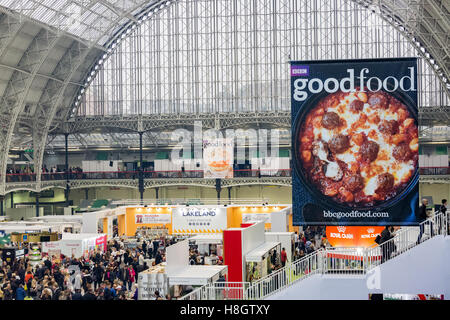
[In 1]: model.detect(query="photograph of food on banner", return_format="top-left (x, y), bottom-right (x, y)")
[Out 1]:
top-left (291, 58), bottom-right (419, 226)
top-left (203, 137), bottom-right (234, 179)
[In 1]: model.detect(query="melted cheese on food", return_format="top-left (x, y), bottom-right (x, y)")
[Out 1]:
top-left (311, 91), bottom-right (415, 196)
top-left (325, 162), bottom-right (341, 180)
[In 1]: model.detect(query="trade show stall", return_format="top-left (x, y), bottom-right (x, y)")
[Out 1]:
top-left (223, 221), bottom-right (284, 283)
top-left (29, 215), bottom-right (83, 233)
top-left (265, 232), bottom-right (295, 263)
top-left (188, 234), bottom-right (223, 263)
top-left (90, 204), bottom-right (293, 238)
top-left (41, 233), bottom-right (107, 259)
top-left (138, 239), bottom-right (228, 300)
top-left (0, 223), bottom-right (52, 235)
top-left (138, 263), bottom-right (169, 300)
top-left (245, 241), bottom-right (281, 282)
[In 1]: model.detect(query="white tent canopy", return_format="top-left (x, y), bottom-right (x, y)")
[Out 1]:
top-left (168, 265), bottom-right (228, 286)
top-left (245, 241), bottom-right (280, 263)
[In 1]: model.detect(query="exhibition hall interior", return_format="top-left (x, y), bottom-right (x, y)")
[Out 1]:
top-left (0, 0), bottom-right (449, 301)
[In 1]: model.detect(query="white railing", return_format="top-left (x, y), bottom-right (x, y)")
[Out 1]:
top-left (177, 285), bottom-right (208, 300)
top-left (365, 210), bottom-right (449, 270)
top-left (177, 211), bottom-right (449, 300)
top-left (178, 282), bottom-right (250, 300)
top-left (246, 249), bottom-right (322, 299)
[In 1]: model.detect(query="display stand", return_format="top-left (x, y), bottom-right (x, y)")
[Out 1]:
top-left (29, 243), bottom-right (41, 266)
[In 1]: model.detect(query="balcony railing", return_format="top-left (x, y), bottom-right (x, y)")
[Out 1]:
top-left (4, 169), bottom-right (292, 183)
top-left (4, 166), bottom-right (450, 183)
top-left (419, 167), bottom-right (450, 175)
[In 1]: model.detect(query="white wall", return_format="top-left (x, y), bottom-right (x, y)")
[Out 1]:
top-left (271, 208), bottom-right (290, 232)
top-left (6, 207), bottom-right (43, 220)
top-left (166, 239), bottom-right (189, 275)
top-left (268, 236), bottom-right (450, 300)
top-left (420, 183), bottom-right (450, 207)
top-left (242, 222), bottom-right (266, 255)
top-left (81, 212), bottom-right (98, 233)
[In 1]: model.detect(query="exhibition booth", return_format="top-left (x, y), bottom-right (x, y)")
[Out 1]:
top-left (41, 233), bottom-right (107, 259)
top-left (138, 239), bottom-right (228, 300)
top-left (223, 221), bottom-right (282, 283)
top-left (265, 232), bottom-right (295, 263)
top-left (188, 234), bottom-right (223, 263)
top-left (245, 241), bottom-right (281, 282)
top-left (83, 204), bottom-right (295, 239)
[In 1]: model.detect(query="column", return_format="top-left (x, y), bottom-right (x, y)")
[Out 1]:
top-left (228, 187), bottom-right (232, 204)
top-left (216, 178), bottom-right (222, 204)
top-left (85, 188), bottom-right (89, 200)
top-left (10, 192), bottom-right (14, 209)
top-left (35, 193), bottom-right (40, 217)
top-left (65, 133), bottom-right (70, 207)
top-left (0, 195), bottom-right (4, 216)
top-left (155, 187), bottom-right (159, 200)
top-left (138, 132), bottom-right (144, 203)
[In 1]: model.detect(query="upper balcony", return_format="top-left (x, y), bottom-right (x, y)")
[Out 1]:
top-left (2, 167), bottom-right (449, 194)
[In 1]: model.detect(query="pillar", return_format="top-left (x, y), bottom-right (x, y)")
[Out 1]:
top-left (10, 192), bottom-right (14, 209)
top-left (138, 131), bottom-right (144, 203)
top-left (0, 195), bottom-right (4, 216)
top-left (228, 187), bottom-right (232, 204)
top-left (65, 133), bottom-right (70, 207)
top-left (216, 179), bottom-right (222, 204)
top-left (35, 193), bottom-right (40, 217)
top-left (155, 187), bottom-right (159, 200)
top-left (85, 188), bottom-right (89, 200)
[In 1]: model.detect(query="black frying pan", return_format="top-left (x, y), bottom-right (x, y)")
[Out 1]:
top-left (292, 88), bottom-right (419, 211)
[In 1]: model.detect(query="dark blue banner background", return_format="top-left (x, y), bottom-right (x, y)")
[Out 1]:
top-left (291, 58), bottom-right (419, 226)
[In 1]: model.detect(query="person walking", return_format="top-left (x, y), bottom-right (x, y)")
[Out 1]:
top-left (92, 263), bottom-right (104, 290)
top-left (417, 198), bottom-right (432, 244)
top-left (437, 199), bottom-right (447, 235)
top-left (280, 248), bottom-right (287, 268)
top-left (142, 241), bottom-right (147, 258)
top-left (380, 226), bottom-right (395, 263)
top-left (126, 265), bottom-right (135, 291)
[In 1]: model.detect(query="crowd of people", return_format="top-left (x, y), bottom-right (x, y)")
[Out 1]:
top-left (292, 226), bottom-right (329, 261)
top-left (0, 236), bottom-right (180, 301)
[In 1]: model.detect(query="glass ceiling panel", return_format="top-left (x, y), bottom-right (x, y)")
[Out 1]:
top-left (77, 0), bottom-right (449, 117)
top-left (0, 0), bottom-right (154, 45)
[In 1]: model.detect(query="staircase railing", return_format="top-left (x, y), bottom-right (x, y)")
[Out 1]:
top-left (177, 211), bottom-right (449, 300)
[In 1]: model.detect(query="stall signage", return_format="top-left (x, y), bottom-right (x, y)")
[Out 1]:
top-left (326, 226), bottom-right (384, 247)
top-left (95, 236), bottom-right (106, 245)
top-left (242, 213), bottom-right (271, 223)
top-left (135, 214), bottom-right (171, 224)
top-left (172, 207), bottom-right (227, 234)
top-left (182, 208), bottom-right (217, 217)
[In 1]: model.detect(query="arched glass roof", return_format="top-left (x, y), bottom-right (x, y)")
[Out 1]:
top-left (0, 0), bottom-right (155, 45)
top-left (76, 0), bottom-right (449, 117)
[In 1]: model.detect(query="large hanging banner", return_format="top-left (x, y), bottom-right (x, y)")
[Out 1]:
top-left (203, 138), bottom-right (234, 178)
top-left (291, 58), bottom-right (419, 226)
top-left (171, 207), bottom-right (227, 233)
top-left (135, 214), bottom-right (171, 224)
